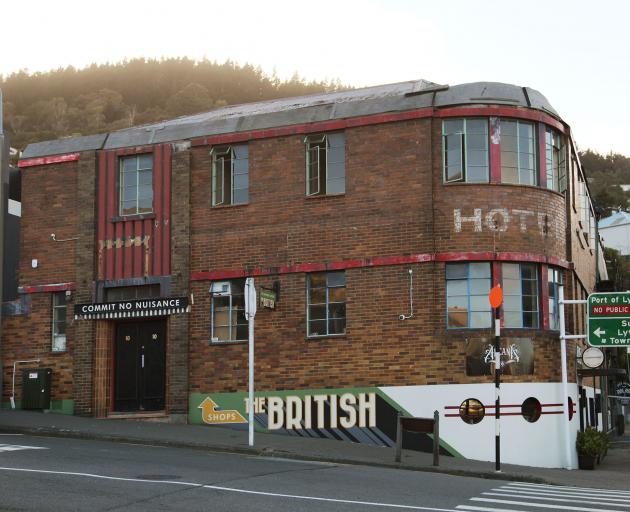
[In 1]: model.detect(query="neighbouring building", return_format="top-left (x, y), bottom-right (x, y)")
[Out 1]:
top-left (1, 80), bottom-right (608, 468)
top-left (599, 211), bottom-right (630, 256)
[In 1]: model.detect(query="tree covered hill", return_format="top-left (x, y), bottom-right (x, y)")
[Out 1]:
top-left (2, 58), bottom-right (628, 214)
top-left (1, 58), bottom-right (344, 150)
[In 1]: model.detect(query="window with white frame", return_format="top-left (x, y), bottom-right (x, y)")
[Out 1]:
top-left (119, 154), bottom-right (153, 216)
top-left (307, 271), bottom-right (346, 337)
top-left (446, 262), bottom-right (492, 328)
top-left (548, 267), bottom-right (563, 330)
top-left (52, 292), bottom-right (67, 352)
top-left (211, 144), bottom-right (249, 206)
top-left (503, 263), bottom-right (539, 328)
top-left (500, 119), bottom-right (537, 186)
top-left (442, 118), bottom-right (489, 183)
top-left (545, 129), bottom-right (566, 192)
top-left (210, 280), bottom-right (247, 342)
top-left (305, 132), bottom-right (345, 196)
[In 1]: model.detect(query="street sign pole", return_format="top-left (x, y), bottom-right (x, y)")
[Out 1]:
top-left (488, 284), bottom-right (503, 473)
top-left (558, 285), bottom-right (574, 470)
top-left (493, 304), bottom-right (501, 472)
top-left (245, 278), bottom-right (257, 447)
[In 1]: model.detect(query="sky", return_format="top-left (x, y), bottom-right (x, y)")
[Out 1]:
top-left (2, 0), bottom-right (629, 155)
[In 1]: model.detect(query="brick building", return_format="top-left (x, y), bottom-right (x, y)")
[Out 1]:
top-left (1, 80), bottom-right (605, 467)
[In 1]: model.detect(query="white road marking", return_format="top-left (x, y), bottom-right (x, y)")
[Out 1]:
top-left (494, 486), bottom-right (630, 502)
top-left (0, 466), bottom-right (457, 511)
top-left (457, 506), bottom-right (528, 512)
top-left (0, 444), bottom-right (47, 453)
top-left (510, 482), bottom-right (630, 495)
top-left (470, 497), bottom-right (624, 512)
top-left (0, 434), bottom-right (24, 436)
top-left (482, 491), bottom-right (630, 508)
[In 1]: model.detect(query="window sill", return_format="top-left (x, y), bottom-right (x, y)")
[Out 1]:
top-left (51, 350), bottom-right (67, 355)
top-left (210, 202), bottom-right (249, 210)
top-left (111, 213), bottom-right (155, 223)
top-left (209, 339), bottom-right (247, 345)
top-left (305, 193), bottom-right (345, 200)
top-left (306, 333), bottom-right (347, 341)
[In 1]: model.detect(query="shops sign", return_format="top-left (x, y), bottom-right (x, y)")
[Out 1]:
top-left (588, 292), bottom-right (630, 346)
top-left (74, 297), bottom-right (190, 320)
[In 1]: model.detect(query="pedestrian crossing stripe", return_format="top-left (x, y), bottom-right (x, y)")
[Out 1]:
top-left (458, 482), bottom-right (630, 512)
top-left (0, 444), bottom-right (48, 453)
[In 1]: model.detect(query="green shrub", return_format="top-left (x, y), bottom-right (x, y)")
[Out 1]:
top-left (576, 427), bottom-right (602, 457)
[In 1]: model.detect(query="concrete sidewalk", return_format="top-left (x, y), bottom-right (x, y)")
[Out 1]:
top-left (1, 409), bottom-right (629, 490)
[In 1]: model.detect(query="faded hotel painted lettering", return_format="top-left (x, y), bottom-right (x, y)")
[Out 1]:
top-left (453, 208), bottom-right (560, 237)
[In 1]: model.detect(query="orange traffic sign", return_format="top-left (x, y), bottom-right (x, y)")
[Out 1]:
top-left (489, 285), bottom-right (503, 309)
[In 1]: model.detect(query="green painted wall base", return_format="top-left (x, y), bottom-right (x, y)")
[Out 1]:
top-left (1, 399), bottom-right (74, 415)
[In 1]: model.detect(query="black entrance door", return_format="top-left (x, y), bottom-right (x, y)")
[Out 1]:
top-left (114, 321), bottom-right (166, 412)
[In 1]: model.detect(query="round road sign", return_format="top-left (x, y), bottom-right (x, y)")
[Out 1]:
top-left (582, 346), bottom-right (604, 369)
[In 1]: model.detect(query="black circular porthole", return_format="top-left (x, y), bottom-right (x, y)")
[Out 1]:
top-left (521, 397), bottom-right (542, 423)
top-left (459, 398), bottom-right (485, 424)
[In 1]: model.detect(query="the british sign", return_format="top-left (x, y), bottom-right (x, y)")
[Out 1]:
top-left (588, 292), bottom-right (630, 347)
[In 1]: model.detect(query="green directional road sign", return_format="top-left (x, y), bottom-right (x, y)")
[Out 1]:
top-left (588, 292), bottom-right (630, 347)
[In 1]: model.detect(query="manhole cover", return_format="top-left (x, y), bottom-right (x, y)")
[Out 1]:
top-left (135, 474), bottom-right (181, 481)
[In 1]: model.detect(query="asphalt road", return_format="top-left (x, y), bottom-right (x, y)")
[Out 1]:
top-left (1, 433), bottom-right (630, 511)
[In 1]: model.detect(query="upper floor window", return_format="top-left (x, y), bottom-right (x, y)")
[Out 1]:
top-left (548, 268), bottom-right (563, 330)
top-left (442, 119), bottom-right (489, 183)
top-left (211, 144), bottom-right (249, 206)
top-left (500, 119), bottom-right (537, 186)
top-left (446, 262), bottom-right (491, 328)
top-left (503, 263), bottom-right (539, 328)
top-left (119, 154), bottom-right (153, 216)
top-left (307, 271), bottom-right (346, 337)
top-left (545, 129), bottom-right (566, 192)
top-left (52, 292), bottom-right (67, 352)
top-left (305, 132), bottom-right (345, 196)
top-left (210, 280), bottom-right (247, 342)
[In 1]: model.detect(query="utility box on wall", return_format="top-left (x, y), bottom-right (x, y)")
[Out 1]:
top-left (21, 368), bottom-right (52, 410)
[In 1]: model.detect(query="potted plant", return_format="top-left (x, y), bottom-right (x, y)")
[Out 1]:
top-left (576, 427), bottom-right (600, 470)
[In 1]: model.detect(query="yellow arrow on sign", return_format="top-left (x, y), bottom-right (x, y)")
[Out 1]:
top-left (198, 397), bottom-right (247, 425)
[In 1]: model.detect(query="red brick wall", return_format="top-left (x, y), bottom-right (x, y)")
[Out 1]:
top-left (187, 116), bottom-right (579, 394)
top-left (1, 293), bottom-right (74, 403)
top-left (19, 161), bottom-right (78, 286)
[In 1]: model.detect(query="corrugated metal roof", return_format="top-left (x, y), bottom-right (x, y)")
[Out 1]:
top-left (22, 80), bottom-right (560, 158)
top-left (599, 211), bottom-right (630, 229)
top-left (21, 133), bottom-right (108, 159)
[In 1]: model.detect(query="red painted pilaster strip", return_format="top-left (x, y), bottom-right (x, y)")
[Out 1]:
top-left (123, 220), bottom-right (132, 279)
top-left (97, 152), bottom-right (107, 280)
top-left (539, 123), bottom-right (547, 188)
top-left (489, 117), bottom-right (501, 184)
top-left (541, 264), bottom-right (550, 330)
top-left (18, 153), bottom-right (81, 168)
top-left (105, 152), bottom-right (116, 281)
top-left (153, 145), bottom-right (163, 276)
top-left (162, 143), bottom-right (172, 276)
top-left (114, 220), bottom-right (123, 280)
